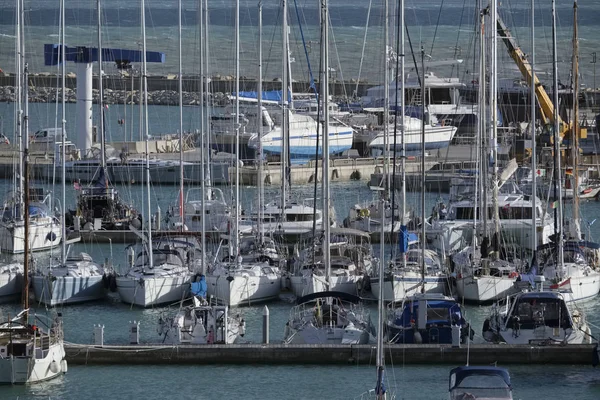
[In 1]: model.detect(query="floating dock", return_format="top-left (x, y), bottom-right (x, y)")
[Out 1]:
top-left (64, 343), bottom-right (599, 365)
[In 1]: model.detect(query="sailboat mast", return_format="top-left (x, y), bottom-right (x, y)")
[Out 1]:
top-left (320, 0), bottom-right (331, 290)
top-left (281, 0), bottom-right (289, 223)
top-left (141, 0), bottom-right (153, 268)
top-left (234, 0), bottom-right (240, 259)
top-left (530, 0), bottom-right (537, 250)
top-left (383, 0), bottom-right (390, 195)
top-left (199, 0), bottom-right (206, 274)
top-left (551, 0), bottom-right (564, 267)
top-left (420, 46), bottom-right (425, 294)
top-left (21, 0), bottom-right (29, 313)
top-left (60, 0), bottom-right (67, 266)
top-left (178, 0), bottom-right (185, 229)
top-left (97, 0), bottom-right (106, 171)
top-left (474, 9), bottom-right (485, 259)
top-left (400, 0), bottom-right (406, 268)
top-left (571, 0), bottom-right (581, 239)
top-left (490, 0), bottom-right (500, 244)
top-left (257, 0), bottom-right (264, 243)
top-left (15, 0), bottom-right (23, 222)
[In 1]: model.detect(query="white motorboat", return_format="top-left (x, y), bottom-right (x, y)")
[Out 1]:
top-left (167, 187), bottom-right (231, 234)
top-left (247, 108), bottom-right (354, 160)
top-left (482, 289), bottom-right (593, 345)
top-left (0, 262), bottom-right (23, 302)
top-left (250, 200), bottom-right (326, 239)
top-left (283, 291), bottom-right (375, 344)
top-left (31, 253), bottom-right (108, 306)
top-left (116, 237), bottom-right (196, 307)
top-left (0, 189), bottom-right (63, 254)
top-left (343, 200), bottom-right (407, 242)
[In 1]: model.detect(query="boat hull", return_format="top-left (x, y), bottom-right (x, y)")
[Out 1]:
top-left (455, 276), bottom-right (517, 303)
top-left (370, 274), bottom-right (447, 302)
top-left (368, 126), bottom-right (457, 151)
top-left (31, 276), bottom-right (106, 306)
top-left (205, 275), bottom-right (280, 306)
top-left (0, 220), bottom-right (62, 254)
top-left (289, 275), bottom-right (360, 298)
top-left (116, 276), bottom-right (190, 307)
top-left (0, 273), bottom-right (22, 302)
top-left (0, 343), bottom-right (66, 384)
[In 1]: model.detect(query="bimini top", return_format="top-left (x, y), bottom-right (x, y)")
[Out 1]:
top-left (296, 291), bottom-right (362, 305)
top-left (449, 366), bottom-right (511, 391)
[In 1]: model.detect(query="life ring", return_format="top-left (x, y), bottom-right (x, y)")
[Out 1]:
top-left (509, 271), bottom-right (519, 278)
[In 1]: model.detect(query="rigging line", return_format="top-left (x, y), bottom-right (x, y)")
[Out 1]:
top-left (292, 0), bottom-right (317, 94)
top-left (405, 23), bottom-right (421, 89)
top-left (355, 0), bottom-right (372, 98)
top-left (429, 0), bottom-right (445, 59)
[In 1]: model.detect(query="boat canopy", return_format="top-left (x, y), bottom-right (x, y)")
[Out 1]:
top-left (449, 366), bottom-right (511, 391)
top-left (393, 299), bottom-right (463, 328)
top-left (296, 291), bottom-right (362, 305)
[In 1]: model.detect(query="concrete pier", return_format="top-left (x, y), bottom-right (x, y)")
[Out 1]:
top-left (64, 343), bottom-right (598, 366)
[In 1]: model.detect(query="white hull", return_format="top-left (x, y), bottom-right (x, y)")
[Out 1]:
top-left (205, 275), bottom-right (280, 306)
top-left (368, 125), bottom-right (457, 151)
top-left (116, 276), bottom-right (190, 307)
top-left (0, 273), bottom-right (22, 301)
top-left (455, 276), bottom-right (517, 303)
top-left (560, 273), bottom-right (600, 303)
top-left (289, 275), bottom-right (359, 298)
top-left (370, 274), bottom-right (447, 302)
top-left (0, 220), bottom-right (62, 254)
top-left (31, 275), bottom-right (106, 306)
top-left (284, 323), bottom-right (371, 345)
top-left (0, 343), bottom-right (66, 384)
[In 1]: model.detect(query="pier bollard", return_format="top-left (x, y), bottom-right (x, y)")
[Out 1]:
top-left (263, 306), bottom-right (270, 344)
top-left (129, 320), bottom-right (140, 345)
top-left (93, 324), bottom-right (104, 347)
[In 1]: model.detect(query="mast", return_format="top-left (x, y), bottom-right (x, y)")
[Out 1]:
top-left (320, 0), bottom-right (331, 290)
top-left (199, 0), bottom-right (206, 274)
top-left (257, 0), bottom-right (264, 243)
top-left (15, 0), bottom-right (23, 222)
top-left (399, 0), bottom-right (407, 268)
top-left (141, 0), bottom-right (153, 268)
top-left (234, 0), bottom-right (240, 260)
top-left (97, 0), bottom-right (106, 171)
top-left (474, 8), bottom-right (486, 260)
top-left (420, 46), bottom-right (426, 294)
top-left (60, 0), bottom-right (67, 266)
top-left (570, 0), bottom-right (581, 240)
top-left (178, 0), bottom-right (185, 229)
top-left (21, 0), bottom-right (29, 315)
top-left (281, 0), bottom-right (289, 224)
top-left (551, 0), bottom-right (564, 268)
top-left (490, 0), bottom-right (500, 249)
top-left (383, 0), bottom-right (390, 195)
top-left (530, 0), bottom-right (537, 251)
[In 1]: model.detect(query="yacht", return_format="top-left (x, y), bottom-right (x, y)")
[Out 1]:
top-left (31, 253), bottom-right (108, 306)
top-left (250, 200), bottom-right (326, 241)
top-left (0, 262), bottom-right (23, 302)
top-left (116, 237), bottom-right (197, 307)
top-left (283, 291), bottom-right (376, 344)
top-left (166, 187), bottom-right (231, 235)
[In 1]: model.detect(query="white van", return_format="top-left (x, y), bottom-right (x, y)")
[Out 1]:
top-left (31, 128), bottom-right (65, 144)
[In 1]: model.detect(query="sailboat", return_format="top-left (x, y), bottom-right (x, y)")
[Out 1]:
top-left (449, 366), bottom-right (513, 400)
top-left (116, 0), bottom-right (192, 308)
top-left (32, 0), bottom-right (108, 306)
top-left (205, 0), bottom-right (280, 307)
top-left (283, 1), bottom-right (374, 345)
top-left (0, 3), bottom-right (67, 381)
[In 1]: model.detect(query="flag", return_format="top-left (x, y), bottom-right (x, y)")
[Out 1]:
top-left (550, 201), bottom-right (558, 209)
top-left (104, 104), bottom-right (109, 109)
top-left (535, 168), bottom-right (546, 177)
top-left (550, 278), bottom-right (572, 292)
top-left (73, 182), bottom-right (81, 190)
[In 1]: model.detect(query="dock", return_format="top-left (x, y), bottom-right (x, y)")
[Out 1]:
top-left (64, 343), bottom-right (599, 365)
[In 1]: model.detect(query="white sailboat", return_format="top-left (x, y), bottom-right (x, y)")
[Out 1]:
top-left (0, 3), bottom-right (66, 381)
top-left (32, 0), bottom-right (107, 306)
top-left (116, 0), bottom-right (192, 307)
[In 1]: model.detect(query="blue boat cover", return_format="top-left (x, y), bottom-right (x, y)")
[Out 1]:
top-left (449, 366), bottom-right (511, 391)
top-left (191, 277), bottom-right (207, 298)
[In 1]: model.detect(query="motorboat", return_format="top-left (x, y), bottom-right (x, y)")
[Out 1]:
top-left (385, 293), bottom-right (472, 344)
top-left (283, 291), bottom-right (376, 344)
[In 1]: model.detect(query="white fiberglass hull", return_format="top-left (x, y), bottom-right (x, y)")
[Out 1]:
top-left (0, 220), bottom-right (62, 254)
top-left (284, 323), bottom-right (371, 345)
top-left (205, 275), bottom-right (280, 306)
top-left (369, 274), bottom-right (447, 302)
top-left (249, 127), bottom-right (354, 158)
top-left (0, 343), bottom-right (66, 384)
top-left (560, 273), bottom-right (600, 303)
top-left (31, 275), bottom-right (106, 306)
top-left (289, 275), bottom-right (360, 298)
top-left (455, 276), bottom-right (517, 303)
top-left (116, 276), bottom-right (190, 307)
top-left (0, 273), bottom-right (22, 302)
top-left (368, 125), bottom-right (457, 151)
